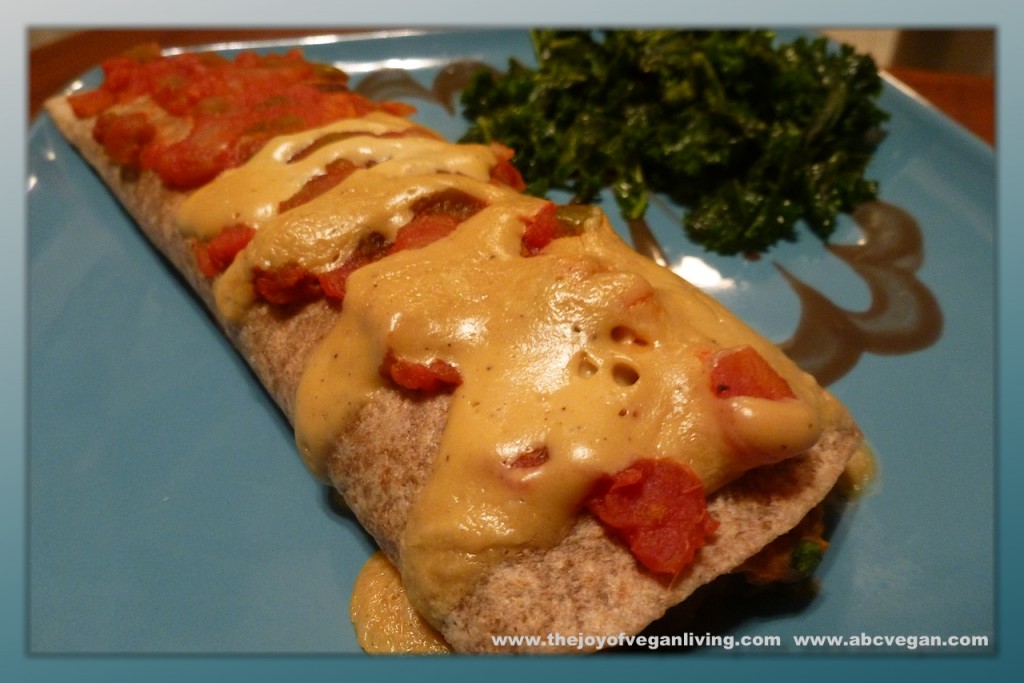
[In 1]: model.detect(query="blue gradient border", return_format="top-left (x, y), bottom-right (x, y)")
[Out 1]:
top-left (8, 1), bottom-right (1020, 681)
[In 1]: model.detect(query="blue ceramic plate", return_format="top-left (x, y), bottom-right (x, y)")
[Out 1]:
top-left (27, 29), bottom-right (995, 654)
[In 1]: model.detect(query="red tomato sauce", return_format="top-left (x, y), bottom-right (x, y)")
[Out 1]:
top-left (68, 44), bottom-right (415, 190)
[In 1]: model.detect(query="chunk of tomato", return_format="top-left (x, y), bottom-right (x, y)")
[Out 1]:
top-left (318, 232), bottom-right (391, 302)
top-left (278, 158), bottom-right (360, 213)
top-left (521, 202), bottom-right (576, 256)
top-left (67, 88), bottom-right (117, 118)
top-left (585, 458), bottom-right (718, 575)
top-left (389, 213), bottom-right (461, 253)
top-left (192, 224), bottom-right (256, 278)
top-left (252, 265), bottom-right (321, 306)
top-left (389, 190), bottom-right (485, 254)
top-left (379, 350), bottom-right (462, 393)
top-left (92, 111), bottom-right (156, 169)
top-left (710, 346), bottom-right (796, 400)
top-left (488, 143), bottom-right (527, 191)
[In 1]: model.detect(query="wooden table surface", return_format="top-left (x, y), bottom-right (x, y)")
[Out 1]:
top-left (28, 29), bottom-right (995, 147)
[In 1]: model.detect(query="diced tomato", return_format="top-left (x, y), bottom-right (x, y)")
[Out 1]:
top-left (389, 213), bottom-right (461, 253)
top-left (585, 458), bottom-right (718, 575)
top-left (279, 158), bottom-right (361, 213)
top-left (316, 267), bottom-right (351, 302)
top-left (411, 189), bottom-right (487, 221)
top-left (67, 88), bottom-right (117, 118)
top-left (317, 232), bottom-right (391, 302)
top-left (710, 346), bottom-right (796, 400)
top-left (316, 268), bottom-right (348, 302)
top-left (387, 190), bottom-right (486, 254)
top-left (92, 111), bottom-right (156, 169)
top-left (491, 157), bottom-right (526, 191)
top-left (488, 143), bottom-right (527, 191)
top-left (379, 349), bottom-right (462, 393)
top-left (192, 247), bottom-right (217, 279)
top-left (520, 202), bottom-right (579, 255)
top-left (252, 264), bottom-right (321, 306)
top-left (191, 224), bottom-right (256, 278)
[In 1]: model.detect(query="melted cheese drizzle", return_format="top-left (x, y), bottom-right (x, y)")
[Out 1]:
top-left (176, 115), bottom-right (841, 629)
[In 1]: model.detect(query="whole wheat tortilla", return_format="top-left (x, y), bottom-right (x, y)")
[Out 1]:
top-left (45, 93), bottom-right (861, 654)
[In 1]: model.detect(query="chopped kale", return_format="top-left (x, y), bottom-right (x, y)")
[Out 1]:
top-left (459, 30), bottom-right (889, 255)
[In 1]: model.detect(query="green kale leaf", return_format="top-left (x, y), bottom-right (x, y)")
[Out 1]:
top-left (459, 29), bottom-right (889, 255)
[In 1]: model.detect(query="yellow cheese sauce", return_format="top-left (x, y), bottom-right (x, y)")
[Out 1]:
top-left (176, 111), bottom-right (512, 322)
top-left (176, 114), bottom-right (840, 633)
top-left (335, 207), bottom-right (831, 623)
top-left (837, 442), bottom-right (879, 498)
top-left (178, 112), bottom-right (449, 240)
top-left (350, 551), bottom-right (451, 654)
